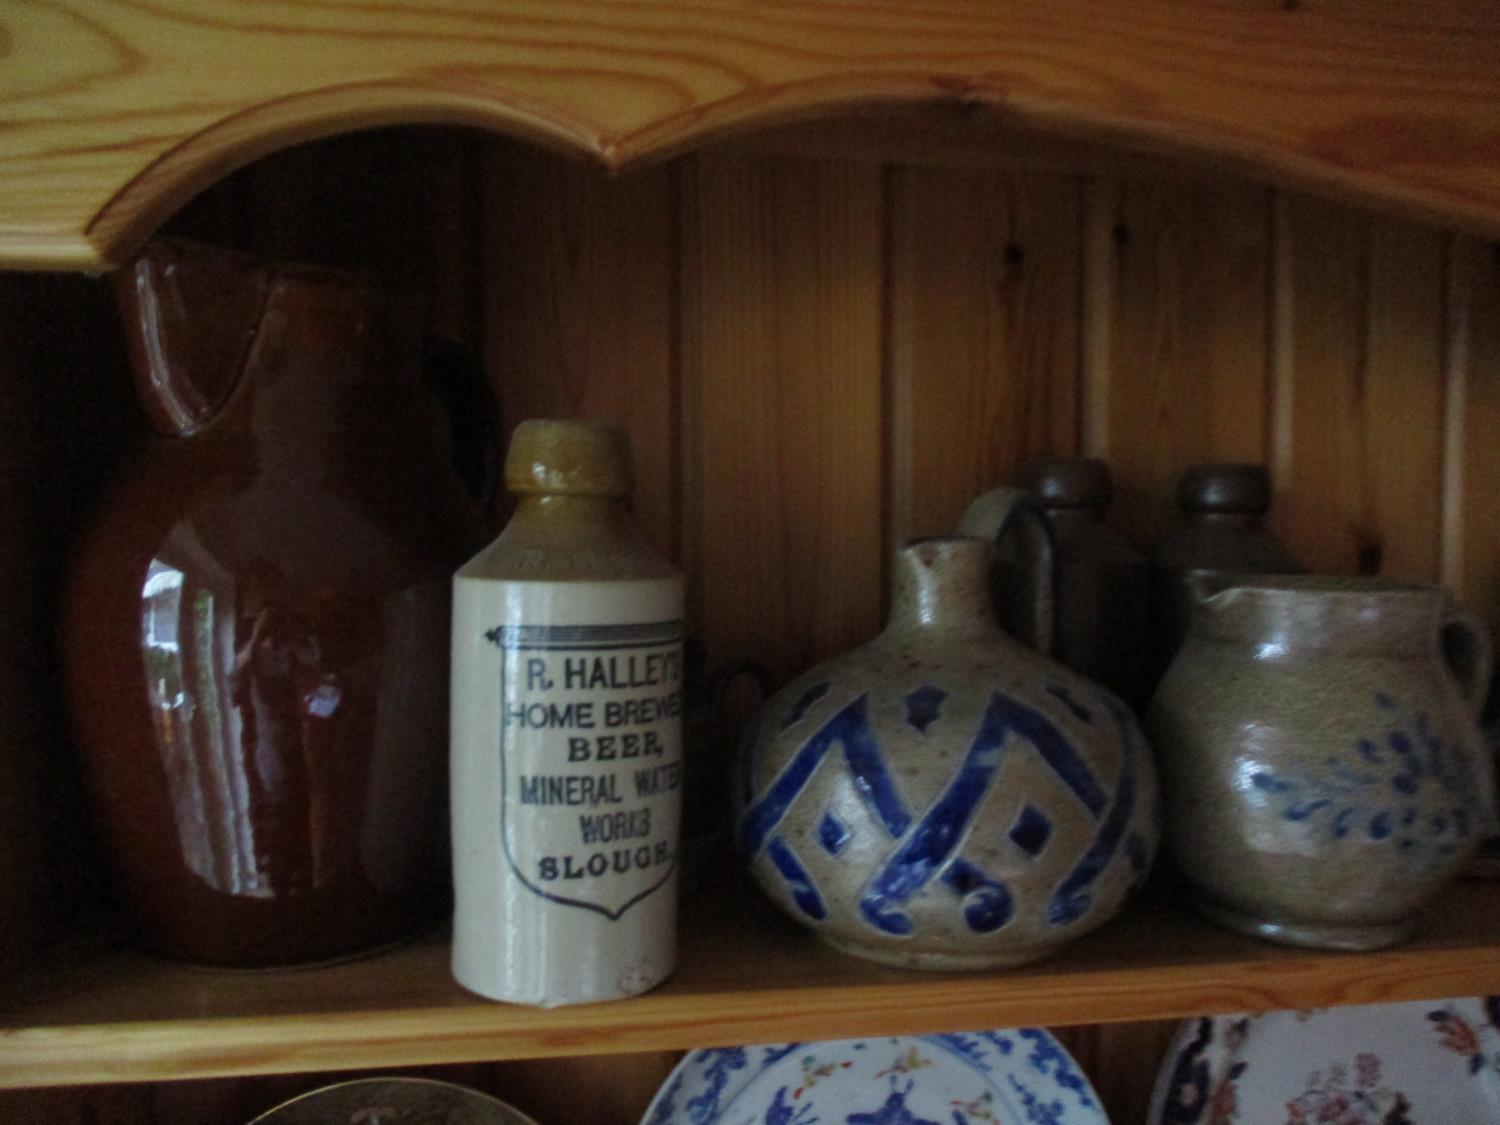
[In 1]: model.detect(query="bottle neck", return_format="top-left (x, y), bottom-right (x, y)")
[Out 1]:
top-left (1185, 510), bottom-right (1263, 530)
top-left (1043, 506), bottom-right (1105, 528)
top-left (883, 538), bottom-right (1001, 643)
top-left (514, 493), bottom-right (625, 517)
top-left (504, 492), bottom-right (640, 540)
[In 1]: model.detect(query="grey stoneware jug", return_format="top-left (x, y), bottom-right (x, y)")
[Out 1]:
top-left (736, 488), bottom-right (1159, 970)
top-left (1149, 574), bottom-right (1496, 951)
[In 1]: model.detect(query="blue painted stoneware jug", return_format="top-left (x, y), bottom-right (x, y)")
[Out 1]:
top-left (1149, 574), bottom-right (1497, 950)
top-left (736, 488), bottom-right (1159, 970)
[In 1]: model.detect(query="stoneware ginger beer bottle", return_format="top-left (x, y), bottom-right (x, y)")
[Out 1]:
top-left (450, 420), bottom-right (684, 1005)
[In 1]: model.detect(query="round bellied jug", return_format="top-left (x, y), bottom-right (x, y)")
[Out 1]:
top-left (735, 489), bottom-right (1159, 970)
top-left (1149, 575), bottom-right (1497, 950)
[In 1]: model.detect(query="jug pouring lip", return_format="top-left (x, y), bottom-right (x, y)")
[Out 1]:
top-left (114, 236), bottom-right (425, 439)
top-left (1187, 571), bottom-right (1441, 605)
top-left (1185, 572), bottom-right (1452, 656)
top-left (127, 235), bottom-right (412, 293)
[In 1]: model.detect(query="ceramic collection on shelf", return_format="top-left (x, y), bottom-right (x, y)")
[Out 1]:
top-left (642, 1028), bottom-right (1107, 1125)
top-left (55, 227), bottom-right (1493, 1020)
top-left (63, 238), bottom-right (488, 967)
top-left (737, 488), bottom-right (1159, 970)
top-left (1150, 574), bottom-right (1497, 950)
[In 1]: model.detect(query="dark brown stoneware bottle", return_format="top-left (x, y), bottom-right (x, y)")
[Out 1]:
top-left (62, 238), bottom-right (487, 967)
top-left (1017, 456), bottom-right (1150, 711)
top-left (1149, 462), bottom-right (1303, 693)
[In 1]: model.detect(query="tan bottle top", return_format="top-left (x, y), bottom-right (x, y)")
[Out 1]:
top-left (458, 419), bottom-right (677, 582)
top-left (505, 418), bottom-right (634, 497)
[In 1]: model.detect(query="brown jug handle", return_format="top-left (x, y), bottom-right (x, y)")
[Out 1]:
top-left (1441, 608), bottom-right (1494, 721)
top-left (422, 335), bottom-right (500, 524)
top-left (956, 486), bottom-right (1055, 656)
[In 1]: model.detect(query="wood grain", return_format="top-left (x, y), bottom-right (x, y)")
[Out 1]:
top-left (1282, 199), bottom-right (1448, 578)
top-left (1101, 178), bottom-right (1272, 547)
top-left (1056, 1020), bottom-right (1179, 1124)
top-left (725, 107), bottom-right (1232, 180)
top-left (887, 165), bottom-right (1081, 545)
top-left (6, 0), bottom-right (1500, 268)
top-left (480, 142), bottom-right (679, 554)
top-left (0, 274), bottom-right (138, 979)
top-left (4, 878), bottom-right (1500, 1088)
top-left (680, 153), bottom-right (884, 676)
top-left (235, 131), bottom-right (478, 288)
top-left (1458, 237), bottom-right (1500, 630)
top-left (0, 278), bottom-right (51, 980)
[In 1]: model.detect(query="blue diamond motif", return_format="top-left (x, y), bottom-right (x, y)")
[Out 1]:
top-left (903, 684), bottom-right (948, 733)
top-left (1008, 804), bottom-right (1053, 857)
top-left (817, 810), bottom-right (850, 856)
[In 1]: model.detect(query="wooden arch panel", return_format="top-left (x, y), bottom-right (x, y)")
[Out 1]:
top-left (4, 0), bottom-right (1500, 269)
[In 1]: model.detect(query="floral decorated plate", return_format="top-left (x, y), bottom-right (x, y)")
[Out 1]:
top-left (640, 1029), bottom-right (1107, 1124)
top-left (1148, 998), bottom-right (1500, 1124)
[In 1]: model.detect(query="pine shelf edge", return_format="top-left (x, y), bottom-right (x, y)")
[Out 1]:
top-left (4, 877), bottom-right (1500, 1088)
top-left (6, 0), bottom-right (1500, 270)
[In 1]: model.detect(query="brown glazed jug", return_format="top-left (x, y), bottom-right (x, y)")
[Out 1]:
top-left (63, 238), bottom-right (487, 967)
top-left (1017, 457), bottom-right (1150, 711)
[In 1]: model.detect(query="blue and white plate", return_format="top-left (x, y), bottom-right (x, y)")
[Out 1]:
top-left (641, 1029), bottom-right (1108, 1124)
top-left (1147, 999), bottom-right (1500, 1124)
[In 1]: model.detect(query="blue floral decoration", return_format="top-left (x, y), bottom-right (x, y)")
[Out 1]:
top-left (1008, 1075), bottom-right (1066, 1125)
top-left (1018, 1029), bottom-right (1095, 1108)
top-left (1248, 692), bottom-right (1478, 857)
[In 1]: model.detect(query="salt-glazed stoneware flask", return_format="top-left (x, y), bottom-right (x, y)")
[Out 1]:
top-left (451, 420), bottom-right (684, 1006)
top-left (1150, 575), bottom-right (1496, 950)
top-left (737, 488), bottom-right (1159, 970)
top-left (64, 238), bottom-right (487, 967)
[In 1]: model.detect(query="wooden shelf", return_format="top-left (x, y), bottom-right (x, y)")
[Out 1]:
top-left (7, 0), bottom-right (1500, 270)
top-left (5, 876), bottom-right (1500, 1088)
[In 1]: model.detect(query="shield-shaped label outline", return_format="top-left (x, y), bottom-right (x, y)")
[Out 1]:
top-left (489, 620), bottom-right (683, 921)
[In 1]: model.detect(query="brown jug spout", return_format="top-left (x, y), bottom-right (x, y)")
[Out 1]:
top-left (112, 239), bottom-right (272, 436)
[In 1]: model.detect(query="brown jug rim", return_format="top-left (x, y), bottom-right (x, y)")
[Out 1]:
top-left (135, 235), bottom-right (415, 298)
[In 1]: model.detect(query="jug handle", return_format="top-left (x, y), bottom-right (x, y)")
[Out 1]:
top-left (1442, 609), bottom-right (1499, 835)
top-left (955, 486), bottom-right (1055, 656)
top-left (1441, 608), bottom-right (1494, 721)
top-left (422, 336), bottom-right (499, 524)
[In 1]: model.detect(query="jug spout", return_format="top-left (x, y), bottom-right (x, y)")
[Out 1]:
top-left (1181, 569), bottom-right (1245, 612)
top-left (113, 239), bottom-right (272, 436)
